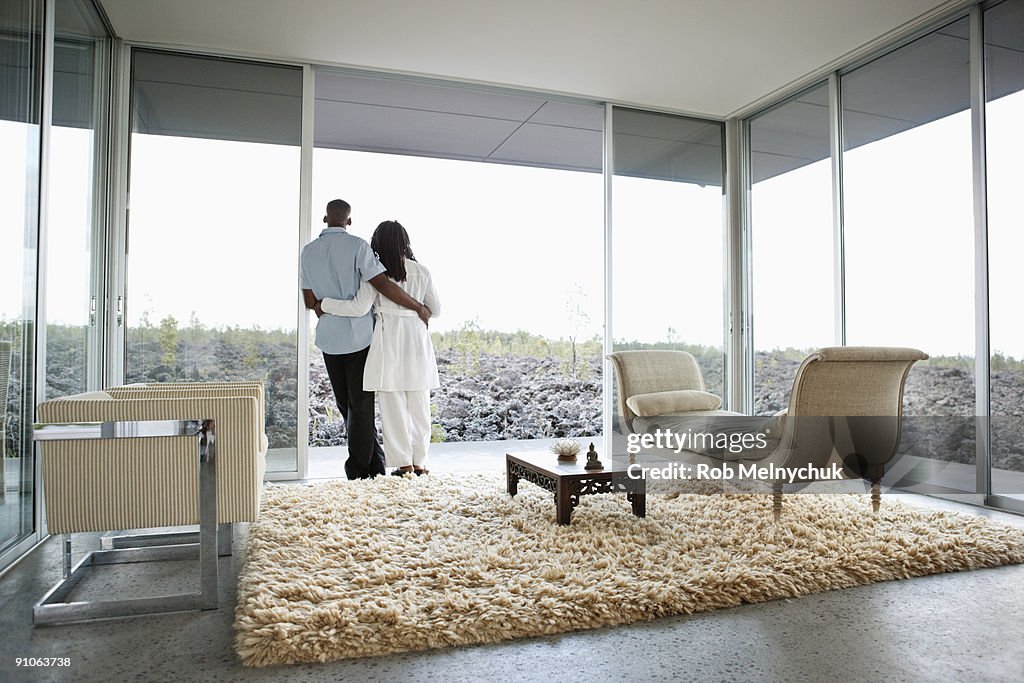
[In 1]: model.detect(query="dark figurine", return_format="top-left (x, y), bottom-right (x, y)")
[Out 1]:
top-left (584, 442), bottom-right (603, 470)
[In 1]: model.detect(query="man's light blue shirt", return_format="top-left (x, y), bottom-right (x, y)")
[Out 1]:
top-left (300, 227), bottom-right (385, 355)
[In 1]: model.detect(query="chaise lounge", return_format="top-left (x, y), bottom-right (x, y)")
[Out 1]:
top-left (610, 346), bottom-right (928, 518)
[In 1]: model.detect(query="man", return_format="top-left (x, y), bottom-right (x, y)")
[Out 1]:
top-left (301, 199), bottom-right (430, 479)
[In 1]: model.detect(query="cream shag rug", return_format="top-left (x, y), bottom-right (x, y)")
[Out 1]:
top-left (235, 473), bottom-right (1024, 667)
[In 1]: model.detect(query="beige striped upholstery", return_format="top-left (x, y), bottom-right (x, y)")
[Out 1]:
top-left (607, 350), bottom-right (709, 435)
top-left (110, 381), bottom-right (265, 437)
top-left (108, 382), bottom-right (268, 452)
top-left (38, 383), bottom-right (267, 534)
top-left (764, 346), bottom-right (929, 474)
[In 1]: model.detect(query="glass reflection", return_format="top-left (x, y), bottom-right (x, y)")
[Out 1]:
top-left (0, 0), bottom-right (43, 558)
top-left (611, 108), bottom-right (726, 447)
top-left (842, 17), bottom-right (975, 492)
top-left (749, 83), bottom-right (834, 413)
top-left (985, 0), bottom-right (1024, 498)
top-left (126, 51), bottom-right (303, 471)
top-left (45, 0), bottom-right (109, 399)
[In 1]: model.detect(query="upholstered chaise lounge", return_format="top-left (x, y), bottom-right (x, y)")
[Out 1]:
top-left (752, 346), bottom-right (927, 517)
top-left (610, 347), bottom-right (927, 519)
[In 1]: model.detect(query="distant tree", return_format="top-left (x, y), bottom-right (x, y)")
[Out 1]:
top-left (564, 284), bottom-right (591, 379)
top-left (514, 329), bottom-right (531, 355)
top-left (243, 327), bottom-right (262, 370)
top-left (158, 315), bottom-right (179, 367)
top-left (498, 331), bottom-right (513, 355)
top-left (188, 311), bottom-right (203, 374)
top-left (454, 319), bottom-right (482, 375)
top-left (136, 309), bottom-right (154, 378)
top-left (576, 334), bottom-right (601, 380)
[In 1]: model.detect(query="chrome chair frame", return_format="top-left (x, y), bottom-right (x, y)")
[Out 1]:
top-left (32, 418), bottom-right (220, 625)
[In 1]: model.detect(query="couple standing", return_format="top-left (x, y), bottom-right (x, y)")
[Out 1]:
top-left (301, 199), bottom-right (441, 479)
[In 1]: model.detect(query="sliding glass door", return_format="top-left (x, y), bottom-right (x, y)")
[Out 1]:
top-left (0, 0), bottom-right (43, 564)
top-left (985, 0), bottom-right (1024, 503)
top-left (742, 6), bottom-right (1024, 510)
top-left (45, 0), bottom-right (109, 400)
top-left (0, 0), bottom-right (111, 572)
top-left (610, 108), bottom-right (726, 442)
top-left (125, 50), bottom-right (303, 473)
top-left (748, 83), bottom-right (834, 414)
top-left (310, 68), bottom-right (604, 458)
top-left (841, 17), bottom-right (975, 495)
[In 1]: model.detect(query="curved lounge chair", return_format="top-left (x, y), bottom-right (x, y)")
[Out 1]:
top-left (759, 346), bottom-right (927, 518)
top-left (609, 346), bottom-right (928, 519)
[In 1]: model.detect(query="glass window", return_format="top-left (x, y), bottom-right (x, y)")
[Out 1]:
top-left (311, 69), bottom-right (604, 449)
top-left (611, 108), bottom-right (726, 437)
top-left (841, 17), bottom-right (974, 486)
top-left (748, 83), bottom-right (834, 414)
top-left (985, 0), bottom-right (1024, 497)
top-left (126, 51), bottom-right (302, 471)
top-left (45, 0), bottom-right (109, 399)
top-left (0, 0), bottom-right (43, 558)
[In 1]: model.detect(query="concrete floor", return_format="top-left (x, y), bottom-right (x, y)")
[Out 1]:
top-left (1, 444), bottom-right (1023, 682)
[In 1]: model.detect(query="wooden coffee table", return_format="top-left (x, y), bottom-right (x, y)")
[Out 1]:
top-left (506, 451), bottom-right (646, 525)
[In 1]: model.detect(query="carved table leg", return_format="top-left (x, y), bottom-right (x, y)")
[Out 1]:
top-left (556, 478), bottom-right (573, 525)
top-left (629, 482), bottom-right (647, 518)
top-left (772, 480), bottom-right (783, 522)
top-left (506, 459), bottom-right (518, 497)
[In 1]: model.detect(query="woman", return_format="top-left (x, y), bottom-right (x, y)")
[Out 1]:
top-left (319, 220), bottom-right (441, 476)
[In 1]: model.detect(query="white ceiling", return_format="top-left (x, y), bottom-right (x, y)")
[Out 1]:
top-left (97, 0), bottom-right (960, 117)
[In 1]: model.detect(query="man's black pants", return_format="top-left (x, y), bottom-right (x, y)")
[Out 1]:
top-left (322, 347), bottom-right (386, 479)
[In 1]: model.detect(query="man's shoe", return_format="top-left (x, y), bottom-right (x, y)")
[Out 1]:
top-left (391, 468), bottom-right (413, 477)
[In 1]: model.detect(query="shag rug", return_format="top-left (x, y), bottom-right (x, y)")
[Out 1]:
top-left (234, 473), bottom-right (1024, 667)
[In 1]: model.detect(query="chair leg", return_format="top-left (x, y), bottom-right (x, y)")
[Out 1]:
top-left (772, 481), bottom-right (783, 522)
top-left (101, 523), bottom-right (233, 557)
top-left (218, 523), bottom-right (233, 556)
top-left (871, 480), bottom-right (881, 513)
top-left (63, 534), bottom-right (72, 578)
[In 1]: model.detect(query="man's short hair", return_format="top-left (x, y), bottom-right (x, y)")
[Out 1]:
top-left (326, 199), bottom-right (351, 216)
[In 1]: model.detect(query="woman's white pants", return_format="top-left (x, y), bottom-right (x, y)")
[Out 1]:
top-left (378, 390), bottom-right (431, 469)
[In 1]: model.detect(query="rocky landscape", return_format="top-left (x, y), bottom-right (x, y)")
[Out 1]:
top-left (4, 322), bottom-right (1019, 475)
top-left (310, 347), bottom-right (1023, 473)
top-left (309, 350), bottom-right (604, 446)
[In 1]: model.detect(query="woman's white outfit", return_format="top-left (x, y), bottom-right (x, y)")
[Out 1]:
top-left (322, 260), bottom-right (440, 469)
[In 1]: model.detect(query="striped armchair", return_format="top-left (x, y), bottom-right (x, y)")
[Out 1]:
top-left (33, 381), bottom-right (267, 624)
top-left (39, 381), bottom-right (266, 532)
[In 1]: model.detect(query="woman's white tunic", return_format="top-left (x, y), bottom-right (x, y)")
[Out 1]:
top-left (321, 259), bottom-right (440, 392)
